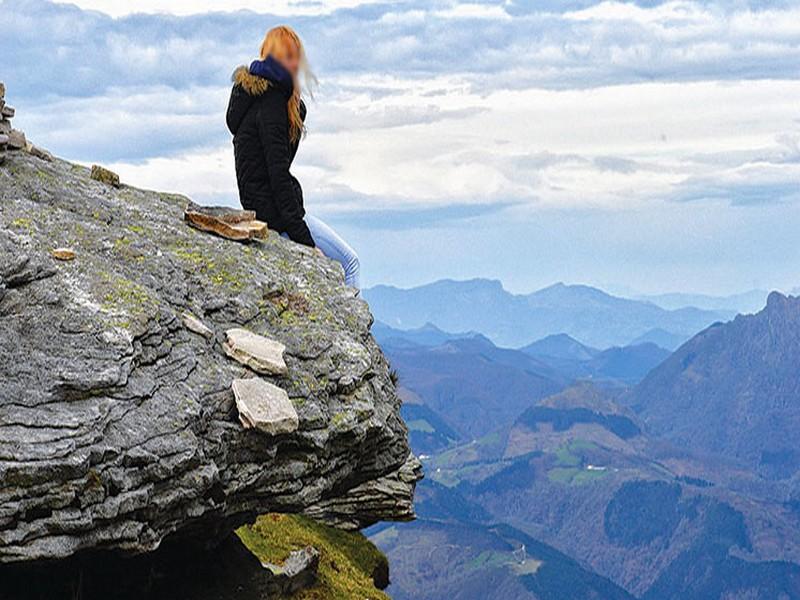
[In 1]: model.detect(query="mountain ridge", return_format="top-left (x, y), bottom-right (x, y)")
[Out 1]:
top-left (629, 291), bottom-right (800, 477)
top-left (365, 278), bottom-right (732, 348)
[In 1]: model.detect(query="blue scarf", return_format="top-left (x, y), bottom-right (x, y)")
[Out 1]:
top-left (249, 56), bottom-right (294, 96)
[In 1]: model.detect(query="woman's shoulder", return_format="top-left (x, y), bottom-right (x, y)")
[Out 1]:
top-left (231, 66), bottom-right (270, 97)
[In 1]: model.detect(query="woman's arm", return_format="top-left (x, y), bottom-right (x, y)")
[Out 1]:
top-left (257, 93), bottom-right (315, 247)
top-left (227, 84), bottom-right (251, 135)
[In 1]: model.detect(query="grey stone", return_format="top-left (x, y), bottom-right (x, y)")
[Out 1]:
top-left (2, 105), bottom-right (14, 118)
top-left (263, 546), bottom-right (320, 595)
top-left (182, 312), bottom-right (213, 338)
top-left (0, 150), bottom-right (421, 565)
top-left (223, 327), bottom-right (288, 375)
top-left (26, 143), bottom-right (53, 162)
top-left (7, 129), bottom-right (25, 150)
top-left (303, 454), bottom-right (424, 530)
top-left (0, 134), bottom-right (7, 146)
top-left (232, 377), bottom-right (298, 435)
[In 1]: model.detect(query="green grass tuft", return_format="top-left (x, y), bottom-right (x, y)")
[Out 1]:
top-left (237, 514), bottom-right (389, 600)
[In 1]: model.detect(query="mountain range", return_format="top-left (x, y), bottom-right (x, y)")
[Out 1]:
top-left (371, 290), bottom-right (800, 600)
top-left (377, 330), bottom-right (671, 450)
top-left (364, 279), bottom-right (732, 349)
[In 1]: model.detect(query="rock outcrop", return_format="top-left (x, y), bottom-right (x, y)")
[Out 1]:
top-left (90, 164), bottom-right (120, 187)
top-left (0, 147), bottom-right (421, 567)
top-left (0, 83), bottom-right (52, 164)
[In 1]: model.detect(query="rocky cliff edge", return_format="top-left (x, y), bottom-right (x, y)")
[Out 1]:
top-left (0, 148), bottom-right (421, 564)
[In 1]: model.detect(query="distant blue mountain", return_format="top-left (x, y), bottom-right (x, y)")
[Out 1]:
top-left (384, 335), bottom-right (567, 439)
top-left (365, 279), bottom-right (732, 348)
top-left (371, 321), bottom-right (477, 349)
top-left (639, 290), bottom-right (770, 314)
top-left (520, 333), bottom-right (600, 361)
top-left (588, 343), bottom-right (671, 384)
top-left (630, 328), bottom-right (690, 351)
top-left (520, 333), bottom-right (670, 384)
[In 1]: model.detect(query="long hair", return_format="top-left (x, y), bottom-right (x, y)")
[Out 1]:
top-left (260, 25), bottom-right (316, 143)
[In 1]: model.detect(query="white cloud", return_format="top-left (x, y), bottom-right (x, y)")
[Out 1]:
top-left (77, 77), bottom-right (798, 215)
top-left (434, 3), bottom-right (511, 20)
top-left (52, 0), bottom-right (408, 17)
top-left (564, 1), bottom-right (713, 26)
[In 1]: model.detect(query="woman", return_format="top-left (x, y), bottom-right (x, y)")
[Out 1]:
top-left (226, 25), bottom-right (360, 289)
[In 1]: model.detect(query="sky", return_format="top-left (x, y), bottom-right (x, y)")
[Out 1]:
top-left (3, 0), bottom-right (800, 294)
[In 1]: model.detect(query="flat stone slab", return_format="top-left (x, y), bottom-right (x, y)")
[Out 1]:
top-left (51, 248), bottom-right (76, 261)
top-left (2, 105), bottom-right (14, 118)
top-left (232, 378), bottom-right (299, 435)
top-left (185, 202), bottom-right (268, 242)
top-left (223, 328), bottom-right (288, 375)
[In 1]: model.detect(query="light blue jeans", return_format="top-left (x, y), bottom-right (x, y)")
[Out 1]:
top-left (285, 215), bottom-right (360, 289)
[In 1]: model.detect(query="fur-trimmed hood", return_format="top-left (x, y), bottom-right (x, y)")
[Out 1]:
top-left (231, 56), bottom-right (293, 97)
top-left (227, 62), bottom-right (281, 135)
top-left (231, 66), bottom-right (270, 97)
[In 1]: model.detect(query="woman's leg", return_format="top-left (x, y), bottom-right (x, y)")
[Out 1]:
top-left (304, 214), bottom-right (361, 289)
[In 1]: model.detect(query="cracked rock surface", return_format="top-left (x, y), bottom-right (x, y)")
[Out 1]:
top-left (0, 151), bottom-right (421, 564)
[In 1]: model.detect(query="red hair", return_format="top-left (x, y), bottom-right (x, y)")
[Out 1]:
top-left (260, 26), bottom-right (316, 143)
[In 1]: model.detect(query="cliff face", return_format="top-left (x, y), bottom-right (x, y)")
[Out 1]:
top-left (0, 149), bottom-right (421, 565)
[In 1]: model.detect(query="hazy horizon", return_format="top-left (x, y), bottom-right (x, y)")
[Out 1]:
top-left (364, 275), bottom-right (798, 300)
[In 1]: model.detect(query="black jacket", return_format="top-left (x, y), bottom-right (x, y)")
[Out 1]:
top-left (226, 66), bottom-right (314, 246)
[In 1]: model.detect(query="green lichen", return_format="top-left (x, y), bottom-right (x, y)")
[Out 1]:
top-left (85, 469), bottom-right (103, 491)
top-left (34, 168), bottom-right (58, 186)
top-left (331, 412), bottom-right (349, 429)
top-left (98, 274), bottom-right (154, 324)
top-left (10, 217), bottom-right (33, 232)
top-left (169, 244), bottom-right (246, 292)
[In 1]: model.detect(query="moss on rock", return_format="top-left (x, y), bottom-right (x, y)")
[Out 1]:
top-left (237, 514), bottom-right (390, 600)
